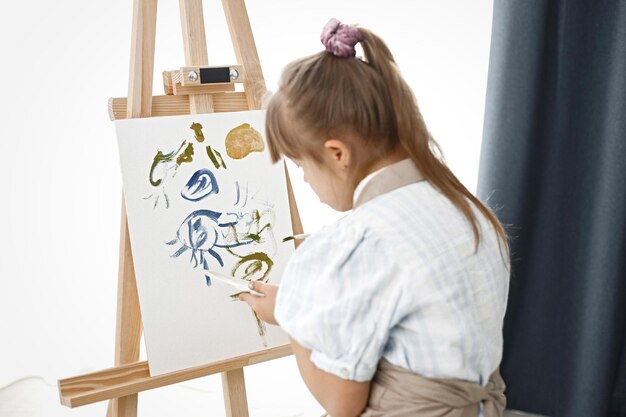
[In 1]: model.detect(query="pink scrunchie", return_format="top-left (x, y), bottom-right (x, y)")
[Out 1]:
top-left (320, 18), bottom-right (363, 57)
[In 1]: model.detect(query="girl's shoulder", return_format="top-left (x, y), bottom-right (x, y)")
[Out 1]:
top-left (292, 213), bottom-right (372, 262)
top-left (286, 211), bottom-right (401, 283)
top-left (292, 182), bottom-right (437, 272)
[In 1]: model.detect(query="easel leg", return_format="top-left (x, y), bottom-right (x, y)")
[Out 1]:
top-left (107, 0), bottom-right (156, 414)
top-left (222, 0), bottom-right (267, 110)
top-left (179, 0), bottom-right (213, 113)
top-left (107, 397), bottom-right (138, 417)
top-left (222, 368), bottom-right (250, 417)
top-left (107, 195), bottom-right (143, 417)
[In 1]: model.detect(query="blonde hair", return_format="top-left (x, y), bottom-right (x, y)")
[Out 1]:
top-left (266, 26), bottom-right (509, 256)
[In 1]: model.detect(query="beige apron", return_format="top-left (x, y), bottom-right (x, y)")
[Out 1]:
top-left (357, 358), bottom-right (506, 417)
top-left (321, 159), bottom-right (507, 417)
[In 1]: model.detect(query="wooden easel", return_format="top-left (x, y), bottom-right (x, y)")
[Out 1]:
top-left (57, 1), bottom-right (304, 416)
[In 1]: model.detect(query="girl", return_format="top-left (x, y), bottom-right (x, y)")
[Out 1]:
top-left (239, 18), bottom-right (510, 417)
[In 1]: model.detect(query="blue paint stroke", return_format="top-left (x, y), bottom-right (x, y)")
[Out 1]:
top-left (166, 209), bottom-right (223, 266)
top-left (217, 212), bottom-right (239, 227)
top-left (241, 182), bottom-right (249, 208)
top-left (166, 209), bottom-right (254, 270)
top-left (181, 169), bottom-right (219, 202)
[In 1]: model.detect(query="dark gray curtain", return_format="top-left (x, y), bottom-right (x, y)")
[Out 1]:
top-left (477, 1), bottom-right (626, 417)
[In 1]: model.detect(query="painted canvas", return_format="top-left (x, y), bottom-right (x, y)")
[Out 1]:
top-left (115, 110), bottom-right (294, 376)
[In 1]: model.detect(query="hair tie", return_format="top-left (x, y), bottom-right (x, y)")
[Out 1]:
top-left (320, 18), bottom-right (363, 58)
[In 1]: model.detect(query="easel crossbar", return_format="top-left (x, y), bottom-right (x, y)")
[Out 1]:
top-left (58, 344), bottom-right (292, 408)
top-left (108, 93), bottom-right (249, 121)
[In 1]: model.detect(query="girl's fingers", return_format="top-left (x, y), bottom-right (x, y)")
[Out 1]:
top-left (238, 282), bottom-right (278, 325)
top-left (248, 280), bottom-right (265, 293)
top-left (238, 292), bottom-right (250, 303)
top-left (238, 283), bottom-right (263, 304)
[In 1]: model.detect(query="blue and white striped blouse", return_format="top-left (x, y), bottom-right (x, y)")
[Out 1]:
top-left (274, 159), bottom-right (510, 386)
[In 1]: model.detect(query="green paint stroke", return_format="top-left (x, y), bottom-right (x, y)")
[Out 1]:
top-left (206, 145), bottom-right (227, 169)
top-left (176, 142), bottom-right (194, 165)
top-left (243, 210), bottom-right (271, 243)
top-left (232, 252), bottom-right (274, 281)
top-left (253, 310), bottom-right (267, 337)
top-left (190, 122), bottom-right (205, 143)
top-left (245, 223), bottom-right (270, 243)
top-left (221, 210), bottom-right (272, 247)
top-left (214, 148), bottom-right (227, 169)
top-left (228, 293), bottom-right (267, 338)
top-left (149, 141), bottom-right (186, 187)
top-left (205, 146), bottom-right (219, 168)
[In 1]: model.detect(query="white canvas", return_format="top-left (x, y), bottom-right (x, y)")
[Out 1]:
top-left (115, 110), bottom-right (293, 376)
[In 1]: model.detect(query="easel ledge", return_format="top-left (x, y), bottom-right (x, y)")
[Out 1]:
top-left (57, 1), bottom-right (303, 416)
top-left (58, 344), bottom-right (291, 407)
top-left (109, 93), bottom-right (249, 120)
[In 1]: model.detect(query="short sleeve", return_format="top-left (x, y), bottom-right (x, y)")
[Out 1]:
top-left (275, 218), bottom-right (401, 382)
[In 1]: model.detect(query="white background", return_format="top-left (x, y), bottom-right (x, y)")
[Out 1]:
top-left (0, 1), bottom-right (493, 416)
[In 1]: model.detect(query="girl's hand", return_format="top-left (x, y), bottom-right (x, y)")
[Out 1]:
top-left (238, 281), bottom-right (279, 325)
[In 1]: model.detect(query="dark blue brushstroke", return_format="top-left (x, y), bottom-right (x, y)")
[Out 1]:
top-left (209, 248), bottom-right (224, 266)
top-left (171, 246), bottom-right (188, 257)
top-left (217, 213), bottom-right (239, 227)
top-left (167, 208), bottom-right (259, 270)
top-left (205, 275), bottom-right (212, 287)
top-left (184, 209), bottom-right (221, 222)
top-left (181, 168), bottom-right (219, 201)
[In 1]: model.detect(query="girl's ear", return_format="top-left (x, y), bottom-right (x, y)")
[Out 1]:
top-left (323, 139), bottom-right (351, 169)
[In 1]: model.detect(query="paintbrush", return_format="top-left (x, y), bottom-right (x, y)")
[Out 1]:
top-left (281, 233), bottom-right (311, 243)
top-left (203, 270), bottom-right (265, 297)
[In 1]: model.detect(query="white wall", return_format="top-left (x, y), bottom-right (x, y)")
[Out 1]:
top-left (0, 1), bottom-right (493, 416)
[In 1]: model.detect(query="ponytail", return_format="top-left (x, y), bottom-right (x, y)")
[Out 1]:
top-left (359, 28), bottom-right (509, 258)
top-left (266, 25), bottom-right (510, 261)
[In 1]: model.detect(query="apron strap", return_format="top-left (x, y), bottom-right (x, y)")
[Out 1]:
top-left (353, 159), bottom-right (425, 209)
